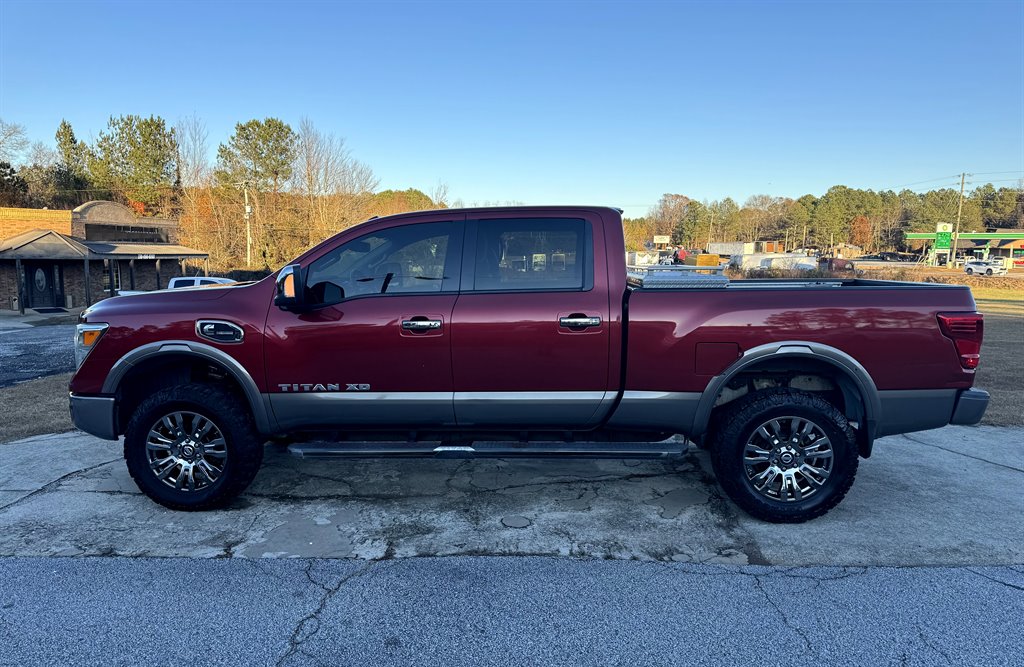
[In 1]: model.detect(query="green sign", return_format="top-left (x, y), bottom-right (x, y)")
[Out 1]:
top-left (935, 231), bottom-right (952, 250)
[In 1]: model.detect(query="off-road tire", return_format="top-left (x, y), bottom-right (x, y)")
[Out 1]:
top-left (124, 383), bottom-right (264, 511)
top-left (709, 388), bottom-right (858, 523)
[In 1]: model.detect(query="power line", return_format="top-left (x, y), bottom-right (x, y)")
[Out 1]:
top-left (888, 174), bottom-right (962, 189)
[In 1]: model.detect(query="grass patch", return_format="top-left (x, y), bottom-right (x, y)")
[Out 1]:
top-left (974, 314), bottom-right (1023, 427)
top-left (0, 373), bottom-right (75, 443)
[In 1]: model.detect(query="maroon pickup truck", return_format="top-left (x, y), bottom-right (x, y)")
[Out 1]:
top-left (69, 206), bottom-right (988, 522)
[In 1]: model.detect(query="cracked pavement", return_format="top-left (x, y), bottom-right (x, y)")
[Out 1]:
top-left (1, 425), bottom-right (1021, 565)
top-left (1, 557), bottom-right (1021, 666)
top-left (0, 424), bottom-right (1021, 665)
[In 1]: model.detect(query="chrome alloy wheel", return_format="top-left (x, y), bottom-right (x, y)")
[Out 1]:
top-left (145, 412), bottom-right (227, 492)
top-left (742, 416), bottom-right (834, 502)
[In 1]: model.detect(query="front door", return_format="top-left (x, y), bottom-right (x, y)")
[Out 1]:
top-left (24, 262), bottom-right (58, 308)
top-left (450, 212), bottom-right (612, 428)
top-left (264, 215), bottom-right (464, 431)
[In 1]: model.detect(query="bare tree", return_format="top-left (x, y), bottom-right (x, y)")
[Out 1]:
top-left (429, 180), bottom-right (450, 208)
top-left (27, 141), bottom-right (57, 167)
top-left (294, 118), bottom-right (378, 246)
top-left (0, 119), bottom-right (29, 163)
top-left (176, 114), bottom-right (210, 189)
top-left (648, 193), bottom-right (690, 238)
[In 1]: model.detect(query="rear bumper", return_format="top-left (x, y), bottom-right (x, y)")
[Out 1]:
top-left (69, 394), bottom-right (118, 440)
top-left (876, 387), bottom-right (989, 437)
top-left (950, 388), bottom-right (989, 426)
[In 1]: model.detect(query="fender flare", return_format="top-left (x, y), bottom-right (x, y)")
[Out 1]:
top-left (690, 341), bottom-right (880, 443)
top-left (101, 340), bottom-right (274, 434)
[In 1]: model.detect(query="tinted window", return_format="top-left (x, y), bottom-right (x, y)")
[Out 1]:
top-left (306, 221), bottom-right (456, 304)
top-left (473, 218), bottom-right (587, 291)
top-left (199, 279), bottom-right (218, 285)
top-left (171, 279), bottom-right (194, 288)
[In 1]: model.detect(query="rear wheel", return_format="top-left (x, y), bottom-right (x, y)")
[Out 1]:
top-left (124, 383), bottom-right (264, 510)
top-left (966, 268), bottom-right (974, 275)
top-left (986, 269), bottom-right (993, 276)
top-left (710, 388), bottom-right (858, 523)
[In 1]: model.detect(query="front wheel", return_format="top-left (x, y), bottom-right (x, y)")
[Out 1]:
top-left (709, 388), bottom-right (858, 523)
top-left (124, 383), bottom-right (264, 510)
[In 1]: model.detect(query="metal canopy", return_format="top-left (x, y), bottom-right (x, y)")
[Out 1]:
top-left (906, 232), bottom-right (1024, 240)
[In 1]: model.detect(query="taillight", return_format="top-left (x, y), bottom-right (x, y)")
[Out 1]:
top-left (937, 313), bottom-right (983, 370)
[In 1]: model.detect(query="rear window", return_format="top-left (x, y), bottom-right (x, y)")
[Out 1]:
top-left (171, 279), bottom-right (195, 288)
top-left (472, 218), bottom-right (589, 291)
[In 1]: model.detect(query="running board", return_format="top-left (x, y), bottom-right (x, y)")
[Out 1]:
top-left (287, 441), bottom-right (687, 459)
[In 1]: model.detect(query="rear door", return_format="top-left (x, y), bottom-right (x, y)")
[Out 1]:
top-left (264, 213), bottom-right (465, 430)
top-left (450, 211), bottom-right (613, 428)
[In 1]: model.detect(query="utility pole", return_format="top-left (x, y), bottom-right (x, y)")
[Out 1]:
top-left (953, 172), bottom-right (967, 264)
top-left (237, 181), bottom-right (253, 268)
top-left (706, 206), bottom-right (716, 250)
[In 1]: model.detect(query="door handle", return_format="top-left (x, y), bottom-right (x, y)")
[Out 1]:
top-left (402, 319), bottom-right (442, 331)
top-left (559, 315), bottom-right (601, 328)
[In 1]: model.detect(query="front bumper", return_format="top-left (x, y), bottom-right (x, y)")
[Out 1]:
top-left (69, 394), bottom-right (118, 440)
top-left (950, 388), bottom-right (989, 426)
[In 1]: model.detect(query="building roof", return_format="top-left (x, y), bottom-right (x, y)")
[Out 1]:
top-left (0, 229), bottom-right (208, 260)
top-left (0, 229), bottom-right (90, 259)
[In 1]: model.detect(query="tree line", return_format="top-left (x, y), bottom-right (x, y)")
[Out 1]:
top-left (628, 183), bottom-right (1023, 253)
top-left (0, 116), bottom-right (448, 270)
top-left (1, 117), bottom-right (1021, 263)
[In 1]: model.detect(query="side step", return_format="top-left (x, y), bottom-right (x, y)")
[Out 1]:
top-left (287, 441), bottom-right (688, 459)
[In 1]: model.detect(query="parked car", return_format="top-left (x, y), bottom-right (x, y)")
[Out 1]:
top-left (69, 206), bottom-right (988, 523)
top-left (964, 260), bottom-right (1008, 276)
top-left (168, 276), bottom-right (237, 289)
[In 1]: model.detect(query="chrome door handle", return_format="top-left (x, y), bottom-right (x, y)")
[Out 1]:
top-left (559, 316), bottom-right (601, 328)
top-left (402, 319), bottom-right (442, 330)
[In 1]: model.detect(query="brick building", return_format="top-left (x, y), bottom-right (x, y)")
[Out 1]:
top-left (0, 201), bottom-right (208, 313)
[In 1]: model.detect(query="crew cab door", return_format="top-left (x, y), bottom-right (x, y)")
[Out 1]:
top-left (264, 213), bottom-right (464, 430)
top-left (450, 211), bottom-right (613, 428)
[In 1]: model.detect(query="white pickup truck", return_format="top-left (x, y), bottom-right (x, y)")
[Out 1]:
top-left (117, 276), bottom-right (236, 297)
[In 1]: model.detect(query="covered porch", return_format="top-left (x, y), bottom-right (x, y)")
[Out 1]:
top-left (0, 230), bottom-right (209, 314)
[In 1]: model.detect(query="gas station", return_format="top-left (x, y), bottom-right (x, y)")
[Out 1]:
top-left (906, 224), bottom-right (1024, 268)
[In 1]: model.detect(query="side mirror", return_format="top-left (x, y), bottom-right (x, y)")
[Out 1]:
top-left (274, 264), bottom-right (307, 311)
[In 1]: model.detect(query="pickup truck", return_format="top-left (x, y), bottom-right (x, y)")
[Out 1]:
top-left (69, 206), bottom-right (989, 522)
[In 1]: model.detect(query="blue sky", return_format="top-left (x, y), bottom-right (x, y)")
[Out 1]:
top-left (1, 0), bottom-right (1022, 217)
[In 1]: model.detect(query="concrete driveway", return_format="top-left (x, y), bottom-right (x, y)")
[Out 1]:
top-left (1, 425), bottom-right (1021, 565)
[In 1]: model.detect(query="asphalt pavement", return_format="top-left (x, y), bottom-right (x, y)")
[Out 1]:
top-left (1, 556), bottom-right (1021, 667)
top-left (0, 324), bottom-right (75, 387)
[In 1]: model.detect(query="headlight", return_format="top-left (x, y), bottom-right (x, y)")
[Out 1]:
top-left (75, 323), bottom-right (108, 368)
